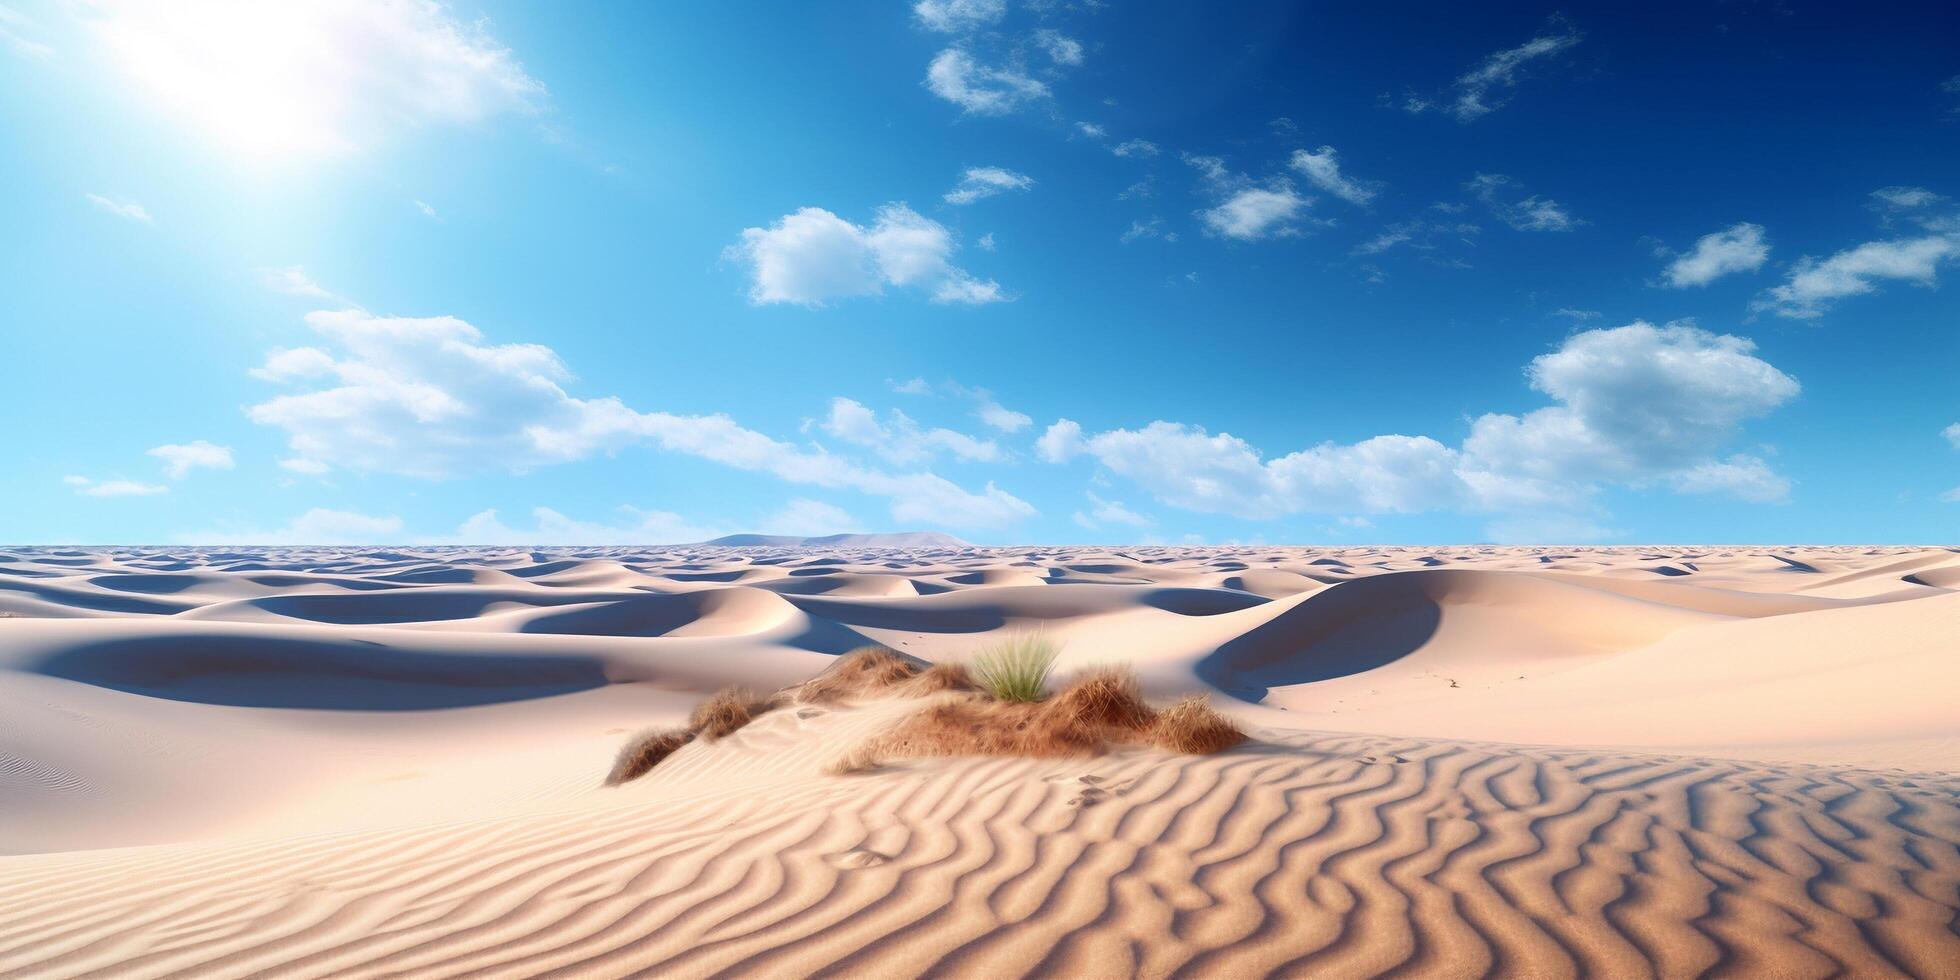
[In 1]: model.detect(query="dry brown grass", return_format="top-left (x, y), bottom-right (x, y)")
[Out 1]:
top-left (1049, 667), bottom-right (1154, 733)
top-left (900, 661), bottom-right (976, 697)
top-left (690, 687), bottom-right (769, 741)
top-left (836, 668), bottom-right (1246, 772)
top-left (788, 646), bottom-right (925, 704)
top-left (609, 657), bottom-right (1247, 785)
top-left (1149, 696), bottom-right (1247, 754)
top-left (604, 728), bottom-right (694, 786)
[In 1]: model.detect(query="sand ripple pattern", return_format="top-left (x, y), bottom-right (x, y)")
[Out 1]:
top-left (1, 727), bottom-right (1954, 980)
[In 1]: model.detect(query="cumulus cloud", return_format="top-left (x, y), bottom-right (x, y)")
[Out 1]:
top-left (246, 308), bottom-right (1035, 528)
top-left (926, 48), bottom-right (1048, 115)
top-left (945, 166), bottom-right (1034, 205)
top-left (1410, 20), bottom-right (1582, 122)
top-left (1035, 419), bottom-right (1086, 462)
top-left (83, 0), bottom-right (544, 159)
top-left (65, 476), bottom-right (168, 498)
top-left (728, 204), bottom-right (1004, 306)
top-left (1661, 222), bottom-right (1770, 287)
top-left (1041, 322), bottom-right (1799, 537)
top-left (147, 440), bottom-right (234, 479)
top-left (1468, 173), bottom-right (1581, 232)
top-left (818, 397), bottom-right (1002, 465)
top-left (913, 0), bottom-right (1004, 33)
top-left (1289, 146), bottom-right (1377, 205)
top-left (1753, 234), bottom-right (1958, 319)
top-left (86, 193), bottom-right (150, 222)
top-left (1189, 155), bottom-right (1308, 240)
top-left (1945, 422), bottom-right (1960, 450)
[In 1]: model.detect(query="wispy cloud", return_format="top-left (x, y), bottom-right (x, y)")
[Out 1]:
top-left (944, 166), bottom-right (1034, 205)
top-left (1406, 18), bottom-right (1582, 122)
top-left (86, 193), bottom-right (150, 222)
top-left (1467, 173), bottom-right (1581, 231)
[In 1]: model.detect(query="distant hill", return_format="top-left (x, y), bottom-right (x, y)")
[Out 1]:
top-left (701, 531), bottom-right (971, 549)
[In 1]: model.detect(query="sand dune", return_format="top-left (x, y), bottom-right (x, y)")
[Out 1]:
top-left (0, 544), bottom-right (1956, 977)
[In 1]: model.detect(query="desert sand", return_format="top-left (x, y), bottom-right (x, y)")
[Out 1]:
top-left (0, 543), bottom-right (1956, 978)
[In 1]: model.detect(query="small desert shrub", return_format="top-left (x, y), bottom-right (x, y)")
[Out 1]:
top-left (605, 728), bottom-right (694, 785)
top-left (969, 634), bottom-right (1058, 702)
top-left (792, 646), bottom-right (923, 704)
top-left (690, 687), bottom-right (769, 740)
top-left (1150, 696), bottom-right (1246, 754)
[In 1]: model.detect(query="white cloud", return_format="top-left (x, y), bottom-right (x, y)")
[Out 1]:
top-left (1046, 322), bottom-right (1799, 531)
top-left (1426, 21), bottom-right (1582, 122)
top-left (1468, 173), bottom-right (1581, 232)
top-left (147, 440), bottom-right (234, 478)
top-left (83, 0), bottom-right (544, 160)
top-left (818, 397), bottom-right (1002, 464)
top-left (1075, 121), bottom-right (1106, 139)
top-left (194, 507), bottom-right (403, 545)
top-left (435, 505), bottom-right (716, 545)
top-left (1036, 419), bottom-right (1086, 463)
top-left (889, 377), bottom-right (933, 395)
top-left (1033, 29), bottom-right (1083, 66)
top-left (1871, 186), bottom-right (1940, 211)
top-left (1672, 454), bottom-right (1791, 503)
top-left (969, 392), bottom-right (1031, 432)
top-left (1200, 187), bottom-right (1307, 240)
top-left (0, 4), bottom-right (55, 60)
top-left (1661, 222), bottom-right (1769, 287)
top-left (246, 308), bottom-right (1035, 528)
top-left (1289, 146), bottom-right (1377, 205)
top-left (975, 232), bottom-right (996, 251)
top-left (86, 193), bottom-right (150, 222)
top-left (728, 204), bottom-right (1004, 306)
top-left (259, 265), bottom-right (359, 308)
top-left (66, 476), bottom-right (168, 498)
top-left (762, 499), bottom-right (861, 537)
top-left (1112, 139), bottom-right (1159, 158)
top-left (913, 0), bottom-right (1004, 33)
top-left (1753, 234), bottom-right (1958, 319)
top-left (945, 166), bottom-right (1034, 205)
top-left (414, 199), bottom-right (440, 220)
top-left (926, 48), bottom-right (1048, 115)
top-left (1120, 217), bottom-right (1175, 244)
top-left (1071, 491), bottom-right (1153, 529)
top-left (1944, 422), bottom-right (1960, 450)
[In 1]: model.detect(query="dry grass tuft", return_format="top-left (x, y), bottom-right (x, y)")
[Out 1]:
top-left (1050, 667), bottom-right (1154, 733)
top-left (790, 646), bottom-right (924, 704)
top-left (604, 728), bottom-right (694, 786)
top-left (1150, 696), bottom-right (1246, 754)
top-left (838, 667), bottom-right (1245, 772)
top-left (690, 687), bottom-right (769, 740)
top-left (606, 654), bottom-right (1248, 785)
top-left (900, 661), bottom-right (977, 697)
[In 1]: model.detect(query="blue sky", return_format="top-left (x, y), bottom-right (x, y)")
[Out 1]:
top-left (3, 0), bottom-right (1956, 545)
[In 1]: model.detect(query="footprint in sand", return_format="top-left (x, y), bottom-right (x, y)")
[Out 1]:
top-left (1068, 787), bottom-right (1112, 807)
top-left (1360, 754), bottom-right (1410, 765)
top-left (796, 707), bottom-right (827, 721)
top-left (826, 848), bottom-right (890, 869)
